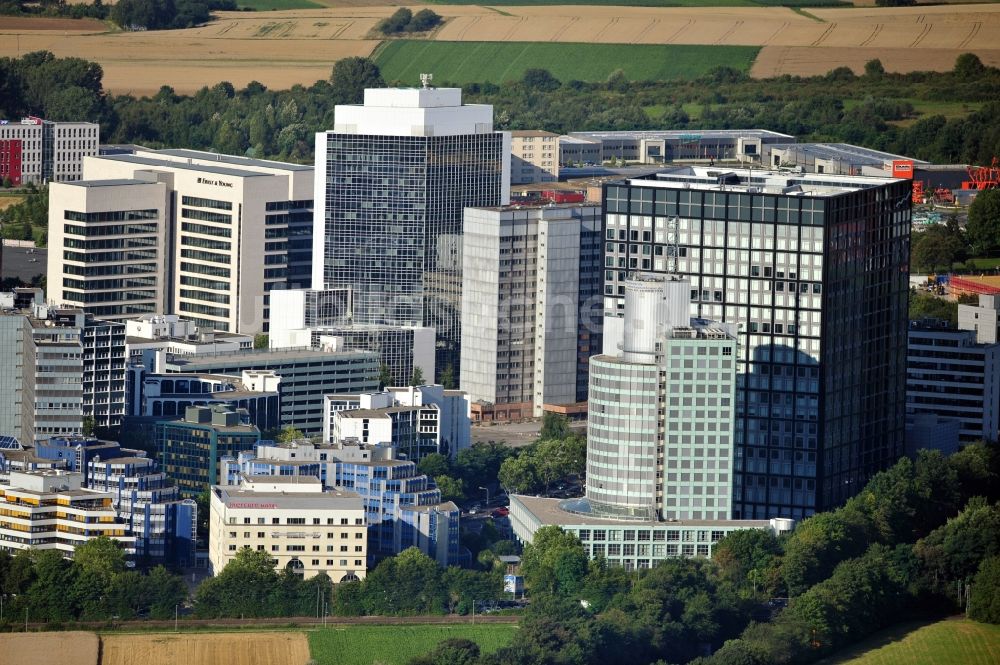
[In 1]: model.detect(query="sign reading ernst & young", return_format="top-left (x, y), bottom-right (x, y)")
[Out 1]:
top-left (197, 176), bottom-right (234, 188)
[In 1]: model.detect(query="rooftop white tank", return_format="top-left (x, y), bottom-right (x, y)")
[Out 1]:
top-left (622, 274), bottom-right (690, 363)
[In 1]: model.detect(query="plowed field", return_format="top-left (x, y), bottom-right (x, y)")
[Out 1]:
top-left (100, 631), bottom-right (311, 665)
top-left (0, 631), bottom-right (99, 665)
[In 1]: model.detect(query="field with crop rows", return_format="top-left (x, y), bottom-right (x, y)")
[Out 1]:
top-left (820, 619), bottom-right (1000, 665)
top-left (375, 40), bottom-right (759, 84)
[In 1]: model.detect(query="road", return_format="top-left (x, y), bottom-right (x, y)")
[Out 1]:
top-left (0, 244), bottom-right (47, 282)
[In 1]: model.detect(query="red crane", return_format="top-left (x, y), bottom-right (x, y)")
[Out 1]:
top-left (962, 158), bottom-right (1000, 191)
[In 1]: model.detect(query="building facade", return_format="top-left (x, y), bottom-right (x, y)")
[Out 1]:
top-left (461, 203), bottom-right (603, 420)
top-left (268, 288), bottom-right (435, 387)
top-left (313, 86), bottom-right (510, 378)
top-left (959, 294), bottom-right (1000, 345)
top-left (559, 129), bottom-right (794, 166)
top-left (0, 470), bottom-right (134, 558)
top-left (510, 130), bottom-right (559, 184)
top-left (82, 314), bottom-right (127, 430)
top-left (220, 440), bottom-right (461, 566)
top-left (906, 322), bottom-right (1000, 443)
top-left (157, 405), bottom-right (261, 498)
top-left (324, 385), bottom-right (471, 459)
top-left (47, 179), bottom-right (169, 320)
top-left (47, 148), bottom-right (313, 332)
top-left (162, 347), bottom-right (379, 436)
top-left (602, 167), bottom-right (911, 519)
top-left (209, 475), bottom-right (366, 581)
top-left (0, 117), bottom-right (99, 185)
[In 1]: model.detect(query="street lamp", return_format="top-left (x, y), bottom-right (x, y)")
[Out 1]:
top-left (478, 486), bottom-right (490, 505)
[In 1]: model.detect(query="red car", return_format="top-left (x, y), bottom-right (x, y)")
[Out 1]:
top-left (491, 507), bottom-right (510, 518)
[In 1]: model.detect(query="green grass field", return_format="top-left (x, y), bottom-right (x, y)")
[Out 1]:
top-left (308, 625), bottom-right (518, 665)
top-left (819, 619), bottom-right (1000, 665)
top-left (374, 41), bottom-right (760, 85)
top-left (236, 0), bottom-right (322, 10)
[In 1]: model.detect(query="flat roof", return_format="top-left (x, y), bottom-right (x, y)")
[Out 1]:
top-left (166, 347), bottom-right (375, 367)
top-left (770, 142), bottom-right (926, 165)
top-left (514, 495), bottom-right (771, 528)
top-left (570, 129), bottom-right (794, 141)
top-left (96, 154), bottom-right (272, 178)
top-left (152, 148), bottom-right (313, 172)
top-left (64, 178), bottom-right (157, 188)
top-left (511, 130), bottom-right (559, 138)
top-left (215, 485), bottom-right (363, 510)
top-left (627, 166), bottom-right (902, 196)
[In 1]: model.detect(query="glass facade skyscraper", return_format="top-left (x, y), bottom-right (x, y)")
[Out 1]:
top-left (602, 168), bottom-right (911, 519)
top-left (314, 87), bottom-right (510, 379)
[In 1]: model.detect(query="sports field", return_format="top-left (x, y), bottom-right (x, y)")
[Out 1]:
top-left (308, 624), bottom-right (518, 665)
top-left (374, 41), bottom-right (759, 84)
top-left (820, 619), bottom-right (1000, 665)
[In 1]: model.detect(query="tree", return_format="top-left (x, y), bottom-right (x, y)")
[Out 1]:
top-left (498, 453), bottom-right (540, 494)
top-left (967, 189), bottom-right (1000, 255)
top-left (329, 57), bottom-right (384, 104)
top-left (712, 529), bottom-right (782, 594)
top-left (253, 333), bottom-right (268, 349)
top-left (378, 363), bottom-right (393, 389)
top-left (276, 426), bottom-right (305, 443)
top-left (377, 7), bottom-right (412, 35)
top-left (864, 59), bottom-right (886, 79)
top-left (540, 411), bottom-right (571, 440)
top-left (82, 415), bottom-right (97, 437)
top-left (969, 555), bottom-right (1000, 624)
top-left (435, 474), bottom-right (466, 502)
top-left (521, 68), bottom-right (561, 92)
top-left (73, 536), bottom-right (126, 581)
top-left (910, 220), bottom-right (968, 273)
top-left (418, 452), bottom-right (451, 478)
top-left (407, 638), bottom-right (480, 665)
top-left (909, 289), bottom-right (957, 326)
top-left (408, 9), bottom-right (442, 33)
top-left (411, 366), bottom-right (425, 386)
top-left (520, 526), bottom-right (588, 596)
top-left (439, 364), bottom-right (456, 390)
top-left (954, 52), bottom-right (986, 80)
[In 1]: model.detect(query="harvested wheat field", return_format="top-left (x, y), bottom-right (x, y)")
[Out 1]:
top-left (0, 15), bottom-right (105, 31)
top-left (0, 4), bottom-right (998, 92)
top-left (101, 631), bottom-right (311, 665)
top-left (0, 631), bottom-right (99, 665)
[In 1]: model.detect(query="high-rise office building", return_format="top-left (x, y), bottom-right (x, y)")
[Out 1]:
top-left (602, 167), bottom-right (911, 519)
top-left (313, 85), bottom-right (510, 378)
top-left (460, 202), bottom-right (603, 421)
top-left (47, 148), bottom-right (313, 332)
top-left (0, 116), bottom-right (99, 185)
top-left (510, 275), bottom-right (794, 568)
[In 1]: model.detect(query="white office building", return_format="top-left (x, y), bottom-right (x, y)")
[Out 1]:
top-left (959, 293), bottom-right (1000, 344)
top-left (47, 148), bottom-right (314, 332)
top-left (324, 385), bottom-right (471, 459)
top-left (0, 116), bottom-right (99, 185)
top-left (906, 321), bottom-right (1000, 443)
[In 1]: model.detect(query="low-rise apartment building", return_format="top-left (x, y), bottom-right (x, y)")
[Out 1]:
top-left (510, 130), bottom-right (559, 184)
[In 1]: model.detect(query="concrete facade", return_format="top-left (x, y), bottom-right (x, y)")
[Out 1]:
top-left (959, 294), bottom-right (1000, 345)
top-left (510, 130), bottom-right (559, 184)
top-left (460, 203), bottom-right (603, 420)
top-left (0, 117), bottom-right (99, 185)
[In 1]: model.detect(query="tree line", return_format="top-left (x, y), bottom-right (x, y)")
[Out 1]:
top-left (449, 443), bottom-right (999, 665)
top-left (2, 51), bottom-right (999, 168)
top-left (0, 0), bottom-right (237, 30)
top-left (0, 537), bottom-right (186, 625)
top-left (910, 189), bottom-right (1000, 274)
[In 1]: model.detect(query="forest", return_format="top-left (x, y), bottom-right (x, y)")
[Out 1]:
top-left (1, 52), bottom-right (999, 168)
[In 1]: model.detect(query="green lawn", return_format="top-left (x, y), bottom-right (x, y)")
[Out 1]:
top-left (374, 41), bottom-right (760, 85)
top-left (236, 0), bottom-right (323, 10)
top-left (308, 625), bottom-right (518, 665)
top-left (819, 619), bottom-right (1000, 665)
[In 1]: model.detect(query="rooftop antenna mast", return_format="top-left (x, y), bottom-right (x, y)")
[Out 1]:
top-left (420, 73), bottom-right (433, 89)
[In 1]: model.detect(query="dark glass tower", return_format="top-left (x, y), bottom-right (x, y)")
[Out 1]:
top-left (602, 168), bottom-right (911, 519)
top-left (314, 87), bottom-right (509, 379)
